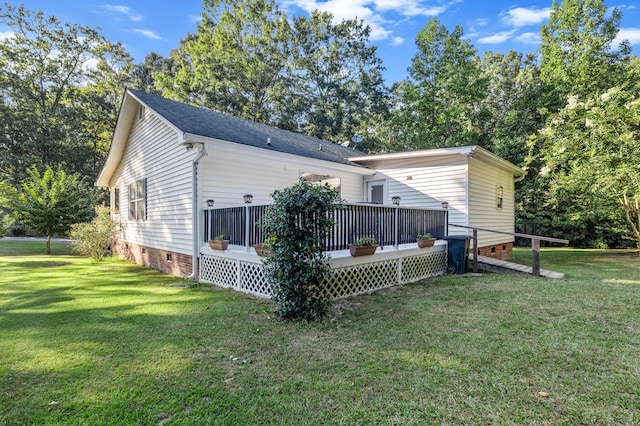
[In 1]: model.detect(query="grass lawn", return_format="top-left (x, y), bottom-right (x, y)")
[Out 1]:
top-left (1, 240), bottom-right (639, 425)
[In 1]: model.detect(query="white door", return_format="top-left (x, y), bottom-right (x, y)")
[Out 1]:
top-left (367, 181), bottom-right (385, 204)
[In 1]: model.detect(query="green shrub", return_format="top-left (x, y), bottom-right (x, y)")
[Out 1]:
top-left (69, 205), bottom-right (118, 261)
top-left (0, 214), bottom-right (14, 238)
top-left (261, 179), bottom-right (338, 322)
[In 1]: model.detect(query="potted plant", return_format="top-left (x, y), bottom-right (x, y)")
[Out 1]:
top-left (416, 233), bottom-right (436, 248)
top-left (349, 236), bottom-right (378, 257)
top-left (209, 234), bottom-right (230, 251)
top-left (253, 243), bottom-right (272, 257)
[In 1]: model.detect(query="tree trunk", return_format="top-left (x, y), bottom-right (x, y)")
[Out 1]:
top-left (47, 234), bottom-right (51, 255)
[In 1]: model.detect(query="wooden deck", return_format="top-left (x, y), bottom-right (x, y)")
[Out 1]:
top-left (469, 254), bottom-right (564, 279)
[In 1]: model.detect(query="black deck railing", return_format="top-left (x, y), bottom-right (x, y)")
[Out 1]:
top-left (203, 203), bottom-right (448, 251)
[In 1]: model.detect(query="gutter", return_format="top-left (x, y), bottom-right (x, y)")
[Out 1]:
top-left (185, 141), bottom-right (206, 280)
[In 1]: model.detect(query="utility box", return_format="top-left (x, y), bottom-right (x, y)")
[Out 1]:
top-left (443, 235), bottom-right (470, 274)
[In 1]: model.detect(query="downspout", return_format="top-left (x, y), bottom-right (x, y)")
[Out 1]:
top-left (185, 141), bottom-right (206, 280)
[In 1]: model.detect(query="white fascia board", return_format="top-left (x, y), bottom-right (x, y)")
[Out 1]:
top-left (184, 133), bottom-right (376, 176)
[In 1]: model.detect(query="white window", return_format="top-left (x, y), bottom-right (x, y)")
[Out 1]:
top-left (496, 186), bottom-right (504, 209)
top-left (113, 187), bottom-right (120, 212)
top-left (129, 179), bottom-right (147, 220)
top-left (301, 172), bottom-right (341, 196)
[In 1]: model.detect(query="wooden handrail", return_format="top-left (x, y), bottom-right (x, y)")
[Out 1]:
top-left (449, 223), bottom-right (569, 277)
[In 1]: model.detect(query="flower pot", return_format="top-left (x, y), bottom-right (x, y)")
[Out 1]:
top-left (416, 238), bottom-right (436, 248)
top-left (209, 240), bottom-right (230, 250)
top-left (349, 244), bottom-right (378, 257)
top-left (253, 244), bottom-right (272, 257)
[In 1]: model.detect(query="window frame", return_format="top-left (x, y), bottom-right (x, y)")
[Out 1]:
top-left (129, 179), bottom-right (147, 221)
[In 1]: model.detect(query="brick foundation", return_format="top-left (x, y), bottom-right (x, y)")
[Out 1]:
top-left (111, 240), bottom-right (194, 278)
top-left (473, 242), bottom-right (513, 260)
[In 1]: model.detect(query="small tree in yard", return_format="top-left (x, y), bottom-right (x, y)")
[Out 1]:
top-left (69, 205), bottom-right (118, 261)
top-left (261, 179), bottom-right (338, 322)
top-left (9, 165), bottom-right (98, 254)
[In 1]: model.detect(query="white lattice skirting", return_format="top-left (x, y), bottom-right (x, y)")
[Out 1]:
top-left (199, 242), bottom-right (447, 299)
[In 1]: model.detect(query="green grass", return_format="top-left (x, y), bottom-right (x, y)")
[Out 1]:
top-left (1, 241), bottom-right (639, 425)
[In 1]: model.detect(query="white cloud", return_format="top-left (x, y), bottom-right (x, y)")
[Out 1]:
top-left (615, 27), bottom-right (640, 47)
top-left (391, 36), bottom-right (404, 46)
top-left (133, 29), bottom-right (163, 40)
top-left (515, 32), bottom-right (542, 45)
top-left (0, 31), bottom-right (14, 41)
top-left (477, 30), bottom-right (515, 44)
top-left (102, 4), bottom-right (143, 22)
top-left (283, 0), bottom-right (457, 42)
top-left (501, 7), bottom-right (550, 27)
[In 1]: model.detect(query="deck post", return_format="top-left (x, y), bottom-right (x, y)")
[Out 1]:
top-left (532, 238), bottom-right (540, 277)
top-left (472, 229), bottom-right (478, 273)
top-left (245, 205), bottom-right (251, 252)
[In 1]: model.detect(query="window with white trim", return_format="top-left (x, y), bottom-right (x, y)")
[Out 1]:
top-left (129, 179), bottom-right (147, 220)
top-left (496, 186), bottom-right (504, 209)
top-left (113, 187), bottom-right (120, 212)
top-left (301, 172), bottom-right (341, 196)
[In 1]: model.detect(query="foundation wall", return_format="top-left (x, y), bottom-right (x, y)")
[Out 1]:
top-left (112, 240), bottom-right (194, 278)
top-left (474, 242), bottom-right (513, 260)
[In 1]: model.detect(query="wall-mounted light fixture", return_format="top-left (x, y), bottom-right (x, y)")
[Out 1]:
top-left (243, 194), bottom-right (253, 204)
top-left (441, 201), bottom-right (449, 209)
top-left (392, 196), bottom-right (401, 206)
top-left (206, 199), bottom-right (215, 207)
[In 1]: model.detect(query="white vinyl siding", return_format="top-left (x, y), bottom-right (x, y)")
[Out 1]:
top-left (110, 109), bottom-right (194, 255)
top-left (198, 143), bottom-right (366, 207)
top-left (468, 157), bottom-right (515, 247)
top-left (361, 154), bottom-right (469, 236)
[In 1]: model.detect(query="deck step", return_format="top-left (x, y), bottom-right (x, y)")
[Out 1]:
top-left (468, 254), bottom-right (564, 279)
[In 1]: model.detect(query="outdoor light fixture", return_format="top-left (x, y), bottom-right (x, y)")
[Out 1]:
top-left (206, 199), bottom-right (215, 207)
top-left (243, 194), bottom-right (253, 204)
top-left (392, 196), bottom-right (401, 206)
top-left (441, 201), bottom-right (449, 209)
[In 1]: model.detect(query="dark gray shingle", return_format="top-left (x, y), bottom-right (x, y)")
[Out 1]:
top-left (129, 89), bottom-right (366, 167)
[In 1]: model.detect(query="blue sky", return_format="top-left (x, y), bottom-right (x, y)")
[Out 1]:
top-left (2, 0), bottom-right (639, 83)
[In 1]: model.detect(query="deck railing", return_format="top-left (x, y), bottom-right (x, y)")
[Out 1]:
top-left (203, 203), bottom-right (448, 251)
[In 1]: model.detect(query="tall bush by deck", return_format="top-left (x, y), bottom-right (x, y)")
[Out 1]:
top-left (261, 179), bottom-right (338, 321)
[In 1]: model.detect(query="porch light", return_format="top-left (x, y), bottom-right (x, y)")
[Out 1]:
top-left (441, 201), bottom-right (449, 209)
top-left (243, 194), bottom-right (253, 204)
top-left (392, 196), bottom-right (401, 206)
top-left (206, 199), bottom-right (215, 207)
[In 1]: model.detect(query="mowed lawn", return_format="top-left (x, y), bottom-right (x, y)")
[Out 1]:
top-left (1, 240), bottom-right (639, 425)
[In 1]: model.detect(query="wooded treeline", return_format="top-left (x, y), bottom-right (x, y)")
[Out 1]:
top-left (2, 0), bottom-right (639, 248)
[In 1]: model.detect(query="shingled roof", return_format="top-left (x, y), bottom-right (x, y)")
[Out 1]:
top-left (128, 89), bottom-right (366, 167)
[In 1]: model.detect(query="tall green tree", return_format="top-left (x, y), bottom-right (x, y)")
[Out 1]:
top-left (0, 4), bottom-right (132, 184)
top-left (532, 88), bottom-right (640, 247)
top-left (391, 18), bottom-right (487, 150)
top-left (540, 0), bottom-right (631, 102)
top-left (9, 165), bottom-right (98, 254)
top-left (156, 0), bottom-right (291, 124)
top-left (288, 11), bottom-right (389, 143)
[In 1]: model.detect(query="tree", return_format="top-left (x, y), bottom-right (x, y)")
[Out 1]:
top-left (539, 0), bottom-right (631, 102)
top-left (0, 4), bottom-right (133, 184)
top-left (531, 88), bottom-right (640, 248)
top-left (390, 18), bottom-right (487, 150)
top-left (287, 11), bottom-right (389, 143)
top-left (156, 0), bottom-right (291, 124)
top-left (9, 165), bottom-right (98, 254)
top-left (261, 180), bottom-right (338, 322)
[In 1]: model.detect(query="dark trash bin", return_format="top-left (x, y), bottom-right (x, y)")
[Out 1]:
top-left (443, 235), bottom-right (470, 274)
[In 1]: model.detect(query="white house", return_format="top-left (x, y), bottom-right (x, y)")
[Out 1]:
top-left (97, 89), bottom-right (524, 281)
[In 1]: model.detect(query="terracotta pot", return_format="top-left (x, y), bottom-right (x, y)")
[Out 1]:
top-left (349, 244), bottom-right (378, 257)
top-left (416, 238), bottom-right (436, 248)
top-left (209, 240), bottom-right (230, 250)
top-left (253, 244), bottom-right (272, 257)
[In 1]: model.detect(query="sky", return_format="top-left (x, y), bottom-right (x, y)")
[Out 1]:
top-left (2, 0), bottom-right (639, 84)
